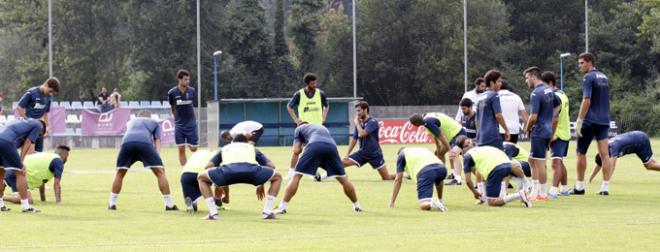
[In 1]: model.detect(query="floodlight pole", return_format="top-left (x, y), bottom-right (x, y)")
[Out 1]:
top-left (213, 51), bottom-right (222, 101)
top-left (560, 53), bottom-right (571, 90)
top-left (585, 0), bottom-right (589, 52)
top-left (352, 0), bottom-right (357, 98)
top-left (463, 0), bottom-right (468, 93)
top-left (48, 0), bottom-right (53, 76)
top-left (196, 0), bottom-right (201, 138)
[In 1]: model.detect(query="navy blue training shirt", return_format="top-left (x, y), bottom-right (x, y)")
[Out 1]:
top-left (461, 114), bottom-right (476, 138)
top-left (582, 70), bottom-right (610, 125)
top-left (18, 87), bottom-right (51, 119)
top-left (210, 148), bottom-right (271, 167)
top-left (49, 158), bottom-right (64, 179)
top-left (0, 119), bottom-right (43, 147)
top-left (293, 124), bottom-right (336, 145)
top-left (530, 83), bottom-right (560, 139)
top-left (503, 143), bottom-right (520, 159)
top-left (352, 117), bottom-right (382, 155)
top-left (167, 86), bottom-right (197, 129)
top-left (121, 118), bottom-right (161, 145)
top-left (476, 89), bottom-right (503, 147)
top-left (422, 117), bottom-right (442, 137)
top-left (609, 131), bottom-right (650, 158)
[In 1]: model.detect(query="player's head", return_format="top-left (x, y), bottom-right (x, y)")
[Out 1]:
top-left (459, 98), bottom-right (473, 115)
top-left (484, 70), bottom-right (502, 91)
top-left (220, 130), bottom-right (233, 142)
top-left (523, 66), bottom-right (542, 88)
top-left (113, 87), bottom-right (119, 93)
top-left (177, 69), bottom-right (190, 87)
top-left (500, 80), bottom-right (513, 92)
top-left (303, 73), bottom-right (317, 89)
top-left (454, 135), bottom-right (473, 153)
top-left (55, 145), bottom-right (71, 164)
top-left (594, 153), bottom-right (603, 167)
top-left (137, 110), bottom-right (151, 118)
top-left (473, 77), bottom-right (486, 93)
top-left (232, 133), bottom-right (249, 143)
top-left (41, 77), bottom-right (60, 94)
top-left (408, 113), bottom-right (424, 126)
top-left (541, 71), bottom-right (557, 88)
top-left (355, 101), bottom-right (369, 119)
top-left (38, 119), bottom-right (47, 136)
top-left (101, 87), bottom-right (107, 93)
top-left (578, 52), bottom-right (595, 73)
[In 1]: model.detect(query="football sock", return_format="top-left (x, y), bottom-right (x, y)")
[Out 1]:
top-left (560, 185), bottom-right (569, 193)
top-left (600, 181), bottom-right (609, 192)
top-left (287, 168), bottom-right (295, 180)
top-left (163, 194), bottom-right (174, 208)
top-left (277, 201), bottom-right (288, 211)
top-left (503, 193), bottom-right (521, 203)
top-left (454, 175), bottom-right (462, 182)
top-left (352, 201), bottom-right (361, 210)
top-left (109, 192), bottom-right (119, 206)
top-left (531, 180), bottom-right (540, 196)
top-left (576, 181), bottom-right (585, 190)
top-left (540, 183), bottom-right (548, 196)
top-left (0, 199), bottom-right (5, 208)
top-left (500, 182), bottom-right (507, 198)
top-left (205, 197), bottom-right (218, 216)
top-left (20, 199), bottom-right (30, 210)
top-left (263, 195), bottom-right (276, 214)
top-left (477, 182), bottom-right (485, 196)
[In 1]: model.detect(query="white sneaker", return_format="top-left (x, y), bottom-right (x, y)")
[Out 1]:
top-left (435, 201), bottom-right (448, 212)
top-left (273, 208), bottom-right (287, 214)
top-left (519, 190), bottom-right (532, 208)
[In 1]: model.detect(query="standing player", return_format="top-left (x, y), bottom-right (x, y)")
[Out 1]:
top-left (3, 145), bottom-right (70, 204)
top-left (285, 73), bottom-right (329, 179)
top-left (478, 70), bottom-right (510, 150)
top-left (573, 53), bottom-right (612, 195)
top-left (456, 136), bottom-right (532, 208)
top-left (197, 134), bottom-right (282, 220)
top-left (274, 123), bottom-right (361, 214)
top-left (341, 101), bottom-right (395, 180)
top-left (589, 131), bottom-right (660, 181)
top-left (455, 77), bottom-right (486, 121)
top-left (388, 147), bottom-right (448, 211)
top-left (16, 77), bottom-right (60, 152)
top-left (542, 71), bottom-right (571, 198)
top-left (0, 118), bottom-right (46, 212)
top-left (523, 66), bottom-right (560, 200)
top-left (498, 82), bottom-right (528, 143)
top-left (221, 120), bottom-right (264, 145)
top-left (459, 98), bottom-right (477, 139)
top-left (168, 69), bottom-right (198, 166)
top-left (108, 111), bottom-right (178, 211)
top-left (409, 112), bottom-right (465, 185)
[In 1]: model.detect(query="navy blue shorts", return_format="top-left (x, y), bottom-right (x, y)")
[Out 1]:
top-left (479, 140), bottom-right (504, 150)
top-left (34, 136), bottom-right (44, 152)
top-left (550, 139), bottom-right (570, 159)
top-left (296, 142), bottom-right (346, 177)
top-left (530, 137), bottom-right (550, 160)
top-left (577, 121), bottom-right (609, 154)
top-left (175, 126), bottom-right (199, 147)
top-left (250, 128), bottom-right (264, 145)
top-left (519, 161), bottom-right (531, 177)
top-left (208, 163), bottom-right (274, 186)
top-left (416, 164), bottom-right (447, 201)
top-left (3, 170), bottom-right (18, 192)
top-left (180, 172), bottom-right (201, 201)
top-left (449, 129), bottom-right (467, 148)
top-left (0, 139), bottom-right (22, 170)
top-left (116, 142), bottom-right (164, 169)
top-left (348, 150), bottom-right (385, 169)
top-left (485, 163), bottom-right (512, 199)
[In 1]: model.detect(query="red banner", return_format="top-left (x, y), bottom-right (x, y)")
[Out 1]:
top-left (378, 120), bottom-right (433, 144)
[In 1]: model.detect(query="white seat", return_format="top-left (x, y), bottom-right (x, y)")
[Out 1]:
top-left (7, 115), bottom-right (16, 122)
top-left (0, 115), bottom-right (6, 124)
top-left (66, 114), bottom-right (80, 123)
top-left (150, 114), bottom-right (160, 120)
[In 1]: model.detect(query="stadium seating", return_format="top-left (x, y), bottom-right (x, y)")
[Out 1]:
top-left (59, 101), bottom-right (72, 109)
top-left (162, 101), bottom-right (171, 109)
top-left (64, 128), bottom-right (75, 136)
top-left (128, 101), bottom-right (140, 109)
top-left (66, 114), bottom-right (80, 124)
top-left (51, 101), bottom-right (59, 107)
top-left (150, 101), bottom-right (162, 108)
top-left (160, 113), bottom-right (170, 120)
top-left (12, 101), bottom-right (18, 109)
top-left (83, 101), bottom-right (95, 109)
top-left (119, 101), bottom-right (128, 108)
top-left (7, 115), bottom-right (15, 121)
top-left (71, 101), bottom-right (83, 109)
top-left (139, 101), bottom-right (150, 108)
top-left (150, 114), bottom-right (160, 120)
top-left (0, 115), bottom-right (6, 124)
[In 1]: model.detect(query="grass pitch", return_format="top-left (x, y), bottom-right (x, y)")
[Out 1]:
top-left (2, 140), bottom-right (660, 251)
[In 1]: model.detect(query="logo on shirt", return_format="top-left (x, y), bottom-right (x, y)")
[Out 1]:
top-left (176, 100), bottom-right (193, 106)
top-left (33, 103), bottom-right (47, 110)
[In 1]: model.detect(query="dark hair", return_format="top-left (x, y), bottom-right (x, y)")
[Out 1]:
top-left (408, 113), bottom-right (424, 126)
top-left (233, 134), bottom-right (249, 143)
top-left (595, 153), bottom-right (602, 167)
top-left (220, 130), bottom-right (232, 142)
top-left (500, 81), bottom-right (513, 91)
top-left (523, 66), bottom-right (542, 80)
top-left (56, 145), bottom-right (71, 152)
top-left (459, 98), bottom-right (473, 107)
top-left (355, 101), bottom-right (369, 113)
top-left (541, 71), bottom-right (557, 86)
top-left (455, 135), bottom-right (469, 149)
top-left (484, 70), bottom-right (501, 87)
top-left (177, 69), bottom-right (190, 79)
top-left (579, 52), bottom-right (595, 64)
top-left (45, 77), bottom-right (60, 92)
top-left (473, 77), bottom-right (485, 87)
top-left (303, 73), bottom-right (317, 85)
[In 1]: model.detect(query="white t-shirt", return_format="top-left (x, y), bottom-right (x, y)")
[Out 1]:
top-left (498, 90), bottom-right (525, 134)
top-left (230, 120), bottom-right (263, 137)
top-left (454, 90), bottom-right (486, 121)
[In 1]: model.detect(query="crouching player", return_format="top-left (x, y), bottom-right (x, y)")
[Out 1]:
top-left (589, 131), bottom-right (660, 183)
top-left (388, 147), bottom-right (448, 211)
top-left (196, 134), bottom-right (282, 220)
top-left (180, 149), bottom-right (217, 213)
top-left (456, 136), bottom-right (532, 207)
top-left (3, 145), bottom-right (70, 204)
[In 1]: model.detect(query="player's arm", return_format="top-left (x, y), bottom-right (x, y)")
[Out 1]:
top-left (167, 92), bottom-right (176, 116)
top-left (519, 107), bottom-right (528, 131)
top-left (286, 93), bottom-right (302, 125)
top-left (154, 139), bottom-right (161, 153)
top-left (39, 184), bottom-right (46, 202)
top-left (354, 117), bottom-right (368, 137)
top-left (16, 92), bottom-right (31, 118)
top-left (42, 112), bottom-right (50, 136)
top-left (20, 138), bottom-right (32, 162)
top-left (389, 154), bottom-right (406, 208)
top-left (290, 141), bottom-right (303, 168)
top-left (54, 178), bottom-right (62, 203)
top-left (525, 114), bottom-right (537, 137)
top-left (321, 92), bottom-right (329, 124)
top-left (463, 155), bottom-right (480, 199)
top-left (492, 96), bottom-right (509, 140)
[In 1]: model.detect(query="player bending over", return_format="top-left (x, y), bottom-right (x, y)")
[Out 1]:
top-left (589, 131), bottom-right (660, 182)
top-left (389, 147), bottom-right (448, 211)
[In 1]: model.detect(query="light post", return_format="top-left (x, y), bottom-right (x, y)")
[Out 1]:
top-left (213, 51), bottom-right (222, 101)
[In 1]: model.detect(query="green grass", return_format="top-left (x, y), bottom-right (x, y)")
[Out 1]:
top-left (2, 140), bottom-right (660, 251)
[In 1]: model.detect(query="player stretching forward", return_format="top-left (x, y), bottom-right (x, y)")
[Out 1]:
top-left (589, 131), bottom-right (660, 182)
top-left (108, 111), bottom-right (178, 211)
top-left (3, 145), bottom-right (70, 204)
top-left (388, 147), bottom-right (448, 211)
top-left (168, 69), bottom-right (198, 166)
top-left (221, 120), bottom-right (264, 145)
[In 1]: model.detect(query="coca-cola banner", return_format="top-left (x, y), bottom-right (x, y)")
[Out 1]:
top-left (159, 115), bottom-right (175, 146)
top-left (48, 107), bottom-right (66, 134)
top-left (81, 108), bottom-right (131, 136)
top-left (378, 120), bottom-right (433, 144)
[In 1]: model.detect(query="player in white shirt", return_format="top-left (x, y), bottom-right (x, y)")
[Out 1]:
top-left (498, 82), bottom-right (528, 143)
top-left (455, 78), bottom-right (487, 121)
top-left (221, 120), bottom-right (265, 145)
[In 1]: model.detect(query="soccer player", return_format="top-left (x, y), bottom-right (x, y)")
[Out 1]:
top-left (523, 67), bottom-right (560, 200)
top-left (197, 134), bottom-right (282, 220)
top-left (341, 101), bottom-right (395, 180)
top-left (0, 118), bottom-right (46, 213)
top-left (589, 131), bottom-right (660, 182)
top-left (503, 142), bottom-right (532, 179)
top-left (168, 69), bottom-right (198, 166)
top-left (274, 123), bottom-right (361, 214)
top-left (220, 120), bottom-right (264, 145)
top-left (16, 77), bottom-right (60, 152)
top-left (409, 112), bottom-right (465, 185)
top-left (542, 71), bottom-right (571, 198)
top-left (180, 149), bottom-right (216, 213)
top-left (574, 53), bottom-right (612, 195)
top-left (456, 136), bottom-right (532, 208)
top-left (108, 111), bottom-right (178, 211)
top-left (498, 82), bottom-right (528, 143)
top-left (459, 98), bottom-right (477, 139)
top-left (3, 145), bottom-right (70, 204)
top-left (455, 77), bottom-right (486, 121)
top-left (388, 147), bottom-right (448, 211)
top-left (478, 70), bottom-right (510, 150)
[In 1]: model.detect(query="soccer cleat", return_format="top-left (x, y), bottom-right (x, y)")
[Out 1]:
top-left (475, 199), bottom-right (485, 205)
top-left (185, 197), bottom-right (195, 214)
top-left (165, 205), bottom-right (179, 211)
top-left (22, 207), bottom-right (41, 213)
top-left (435, 202), bottom-right (448, 212)
top-left (0, 206), bottom-right (11, 212)
top-left (214, 199), bottom-right (223, 207)
top-left (273, 208), bottom-right (287, 214)
top-left (353, 206), bottom-right (362, 212)
top-left (572, 188), bottom-right (585, 195)
top-left (314, 173), bottom-right (322, 182)
top-left (108, 205), bottom-right (117, 210)
top-left (548, 193), bottom-right (559, 199)
top-left (560, 190), bottom-right (571, 196)
top-left (444, 179), bottom-right (462, 186)
top-left (519, 190), bottom-right (532, 208)
top-left (598, 191), bottom-right (609, 196)
top-left (262, 212), bottom-right (276, 220)
top-left (446, 173), bottom-right (455, 180)
top-left (203, 213), bottom-right (219, 220)
top-left (535, 195), bottom-right (549, 202)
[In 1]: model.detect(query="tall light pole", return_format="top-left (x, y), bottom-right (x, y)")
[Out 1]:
top-left (352, 0), bottom-right (357, 98)
top-left (585, 0), bottom-right (589, 52)
top-left (463, 0), bottom-right (468, 93)
top-left (196, 0), bottom-right (201, 138)
top-left (48, 0), bottom-right (53, 76)
top-left (560, 53), bottom-right (571, 90)
top-left (213, 51), bottom-right (222, 101)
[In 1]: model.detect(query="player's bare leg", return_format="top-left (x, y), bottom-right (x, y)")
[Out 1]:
top-left (645, 159), bottom-right (660, 171)
top-left (335, 176), bottom-right (361, 211)
top-left (197, 171), bottom-right (218, 219)
top-left (596, 139), bottom-right (612, 194)
top-left (152, 167), bottom-right (176, 210)
top-left (376, 165), bottom-right (395, 180)
top-left (178, 146), bottom-right (187, 166)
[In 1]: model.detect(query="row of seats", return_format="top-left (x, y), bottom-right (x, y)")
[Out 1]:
top-left (0, 113), bottom-right (171, 125)
top-left (11, 101), bottom-right (171, 110)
